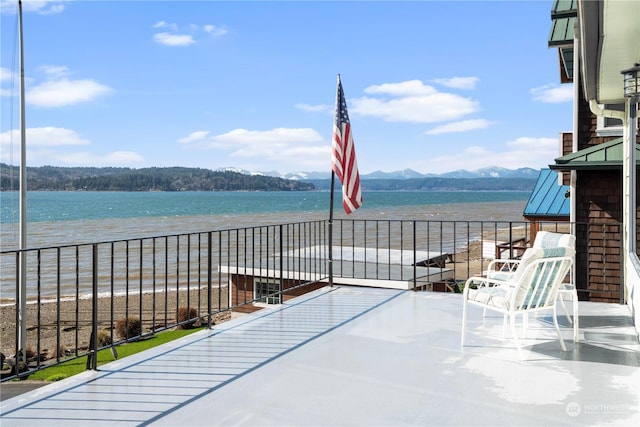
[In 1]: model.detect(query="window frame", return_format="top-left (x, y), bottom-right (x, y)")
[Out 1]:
top-left (254, 278), bottom-right (282, 305)
top-left (596, 103), bottom-right (624, 137)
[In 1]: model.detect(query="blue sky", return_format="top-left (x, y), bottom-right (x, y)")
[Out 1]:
top-left (0, 0), bottom-right (573, 175)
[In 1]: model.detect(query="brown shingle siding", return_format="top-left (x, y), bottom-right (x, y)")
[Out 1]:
top-left (575, 171), bottom-right (622, 303)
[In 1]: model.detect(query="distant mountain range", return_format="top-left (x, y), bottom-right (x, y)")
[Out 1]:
top-left (218, 167), bottom-right (541, 181)
top-left (217, 166), bottom-right (540, 192)
top-left (0, 163), bottom-right (540, 192)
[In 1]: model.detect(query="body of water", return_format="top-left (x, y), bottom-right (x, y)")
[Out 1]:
top-left (1, 191), bottom-right (531, 301)
top-left (1, 190), bottom-right (530, 250)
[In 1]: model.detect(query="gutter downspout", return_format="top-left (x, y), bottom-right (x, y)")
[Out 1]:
top-left (588, 99), bottom-right (626, 121)
top-left (622, 94), bottom-right (638, 305)
top-left (571, 32), bottom-right (579, 289)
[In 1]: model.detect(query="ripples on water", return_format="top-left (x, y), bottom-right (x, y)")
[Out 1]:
top-left (1, 191), bottom-right (529, 300)
top-left (1, 191), bottom-right (528, 249)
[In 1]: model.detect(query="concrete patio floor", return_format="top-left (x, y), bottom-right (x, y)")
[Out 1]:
top-left (1, 286), bottom-right (639, 426)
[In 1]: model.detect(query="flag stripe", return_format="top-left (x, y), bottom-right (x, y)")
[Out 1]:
top-left (331, 76), bottom-right (362, 214)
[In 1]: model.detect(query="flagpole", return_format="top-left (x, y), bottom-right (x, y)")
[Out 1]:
top-left (329, 73), bottom-right (362, 287)
top-left (328, 74), bottom-right (340, 288)
top-left (18, 0), bottom-right (28, 369)
top-left (328, 171), bottom-right (335, 287)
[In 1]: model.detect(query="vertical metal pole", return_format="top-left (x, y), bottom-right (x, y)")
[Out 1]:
top-left (412, 221), bottom-right (417, 291)
top-left (17, 0), bottom-right (28, 368)
top-left (279, 224), bottom-right (284, 302)
top-left (622, 94), bottom-right (638, 303)
top-left (329, 172), bottom-right (336, 287)
top-left (207, 232), bottom-right (212, 329)
top-left (90, 244), bottom-right (98, 370)
top-left (571, 35), bottom-right (580, 288)
top-left (626, 97), bottom-right (637, 255)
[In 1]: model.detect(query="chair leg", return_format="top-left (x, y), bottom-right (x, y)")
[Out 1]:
top-left (572, 288), bottom-right (579, 343)
top-left (552, 303), bottom-right (567, 351)
top-left (508, 313), bottom-right (524, 359)
top-left (461, 298), bottom-right (468, 347)
top-left (558, 293), bottom-right (573, 324)
top-left (502, 314), bottom-right (508, 337)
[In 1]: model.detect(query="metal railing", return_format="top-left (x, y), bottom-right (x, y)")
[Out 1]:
top-left (0, 218), bottom-right (622, 381)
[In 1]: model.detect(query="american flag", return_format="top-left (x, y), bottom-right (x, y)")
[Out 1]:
top-left (331, 76), bottom-right (362, 214)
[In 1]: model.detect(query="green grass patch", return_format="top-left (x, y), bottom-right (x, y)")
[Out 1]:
top-left (28, 327), bottom-right (204, 382)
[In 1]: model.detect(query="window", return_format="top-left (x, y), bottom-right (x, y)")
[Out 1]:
top-left (254, 279), bottom-right (281, 305)
top-left (596, 103), bottom-right (624, 136)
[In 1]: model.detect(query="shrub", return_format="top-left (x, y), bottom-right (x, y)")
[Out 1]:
top-left (97, 329), bottom-right (112, 347)
top-left (47, 344), bottom-right (68, 360)
top-left (25, 346), bottom-right (36, 360)
top-left (176, 306), bottom-right (199, 329)
top-left (115, 317), bottom-right (142, 340)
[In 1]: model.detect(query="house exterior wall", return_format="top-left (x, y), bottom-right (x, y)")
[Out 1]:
top-left (571, 89), bottom-right (640, 303)
top-left (560, 132), bottom-right (573, 186)
top-left (575, 171), bottom-right (622, 302)
top-left (230, 274), bottom-right (325, 313)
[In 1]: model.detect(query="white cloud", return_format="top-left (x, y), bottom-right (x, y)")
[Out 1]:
top-left (531, 84), bottom-right (573, 103)
top-left (364, 80), bottom-right (437, 96)
top-left (209, 128), bottom-right (323, 146)
top-left (178, 131), bottom-right (210, 144)
top-left (426, 119), bottom-right (492, 135)
top-left (40, 65), bottom-right (70, 78)
top-left (178, 127), bottom-right (329, 170)
top-left (153, 32), bottom-right (195, 47)
top-left (410, 136), bottom-right (559, 174)
top-left (1, 1), bottom-right (67, 15)
top-left (0, 67), bottom-right (12, 82)
top-left (27, 78), bottom-right (111, 107)
top-left (296, 79), bottom-right (481, 127)
top-left (0, 127), bottom-right (90, 148)
top-left (54, 150), bottom-right (144, 166)
top-left (352, 93), bottom-right (479, 123)
top-left (203, 24), bottom-right (228, 37)
top-left (152, 21), bottom-right (177, 31)
top-left (295, 103), bottom-right (332, 113)
top-left (0, 126), bottom-right (144, 167)
top-left (505, 136), bottom-right (557, 151)
top-left (152, 21), bottom-right (227, 46)
top-left (350, 80), bottom-right (479, 123)
top-left (0, 67), bottom-right (14, 96)
top-left (432, 77), bottom-right (479, 90)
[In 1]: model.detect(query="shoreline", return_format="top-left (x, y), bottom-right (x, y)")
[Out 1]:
top-left (0, 286), bottom-right (228, 308)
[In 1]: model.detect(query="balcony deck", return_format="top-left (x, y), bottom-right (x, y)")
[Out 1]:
top-left (1, 286), bottom-right (639, 426)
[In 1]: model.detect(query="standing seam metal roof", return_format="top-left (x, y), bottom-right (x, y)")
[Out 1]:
top-left (523, 168), bottom-right (570, 217)
top-left (550, 138), bottom-right (640, 170)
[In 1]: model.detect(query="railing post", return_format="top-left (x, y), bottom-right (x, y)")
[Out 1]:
top-left (279, 224), bottom-right (284, 302)
top-left (207, 231), bottom-right (213, 329)
top-left (413, 221), bottom-right (417, 291)
top-left (14, 252), bottom-right (21, 377)
top-left (88, 243), bottom-right (98, 370)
